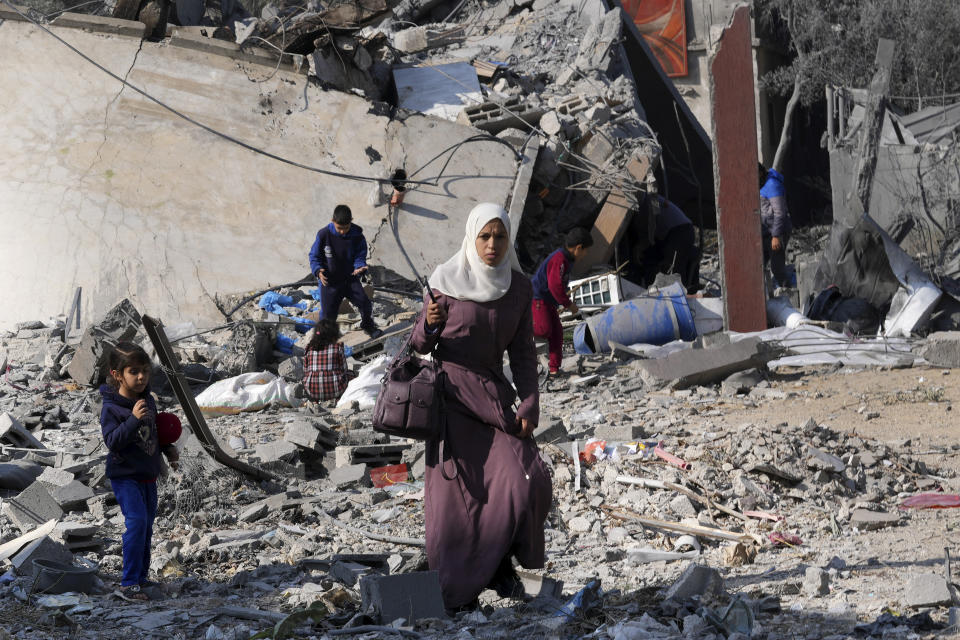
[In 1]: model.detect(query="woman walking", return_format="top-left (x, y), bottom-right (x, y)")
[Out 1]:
top-left (410, 202), bottom-right (552, 611)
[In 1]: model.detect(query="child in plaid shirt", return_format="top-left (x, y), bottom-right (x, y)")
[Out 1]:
top-left (303, 318), bottom-right (352, 402)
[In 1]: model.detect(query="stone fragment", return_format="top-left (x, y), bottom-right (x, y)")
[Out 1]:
top-left (806, 445), bottom-right (845, 472)
top-left (574, 8), bottom-right (621, 73)
top-left (360, 571), bottom-right (446, 623)
top-left (0, 413), bottom-right (45, 449)
top-left (277, 356), bottom-right (303, 382)
top-left (3, 482), bottom-right (64, 532)
top-left (539, 111), bottom-right (562, 137)
top-left (920, 331), bottom-right (960, 367)
top-left (722, 368), bottom-right (765, 395)
top-left (37, 467), bottom-right (75, 488)
top-left (218, 321), bottom-right (270, 376)
top-left (663, 563), bottom-right (725, 601)
top-left (803, 567), bottom-right (830, 597)
top-left (669, 495), bottom-right (697, 518)
top-left (66, 299), bottom-right (141, 386)
top-left (254, 440), bottom-right (299, 464)
top-left (567, 516), bottom-right (592, 533)
top-left (903, 573), bottom-right (953, 608)
top-left (850, 508), bottom-right (899, 531)
top-left (594, 424), bottom-right (644, 442)
top-left (532, 419), bottom-right (568, 444)
top-left (51, 481), bottom-right (95, 511)
top-left (284, 419), bottom-right (336, 451)
top-left (328, 463), bottom-right (371, 489)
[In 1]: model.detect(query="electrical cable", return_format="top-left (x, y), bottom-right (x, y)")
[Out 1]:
top-left (0, 0), bottom-right (445, 188)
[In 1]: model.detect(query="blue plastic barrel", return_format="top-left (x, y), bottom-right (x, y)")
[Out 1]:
top-left (573, 282), bottom-right (697, 354)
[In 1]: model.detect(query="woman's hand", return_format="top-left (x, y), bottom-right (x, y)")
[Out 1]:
top-left (516, 417), bottom-right (535, 439)
top-left (132, 399), bottom-right (148, 420)
top-left (426, 301), bottom-right (447, 327)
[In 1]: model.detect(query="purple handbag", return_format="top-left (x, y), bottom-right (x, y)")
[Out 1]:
top-left (372, 334), bottom-right (444, 441)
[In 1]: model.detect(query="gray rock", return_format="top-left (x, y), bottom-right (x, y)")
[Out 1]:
top-left (664, 563), bottom-right (725, 601)
top-left (850, 508), bottom-right (899, 531)
top-left (903, 573), bottom-right (953, 608)
top-left (803, 567), bottom-right (830, 597)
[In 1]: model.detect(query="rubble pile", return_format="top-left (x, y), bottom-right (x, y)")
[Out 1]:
top-left (2, 307), bottom-right (959, 638)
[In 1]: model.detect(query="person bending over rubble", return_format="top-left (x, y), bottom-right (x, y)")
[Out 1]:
top-left (531, 227), bottom-right (592, 376)
top-left (759, 166), bottom-right (793, 287)
top-left (302, 318), bottom-right (353, 404)
top-left (308, 204), bottom-right (381, 338)
top-left (99, 342), bottom-right (178, 600)
top-left (635, 192), bottom-right (700, 292)
top-left (411, 202), bottom-right (552, 613)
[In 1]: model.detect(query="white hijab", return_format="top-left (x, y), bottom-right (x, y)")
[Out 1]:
top-left (428, 202), bottom-right (521, 302)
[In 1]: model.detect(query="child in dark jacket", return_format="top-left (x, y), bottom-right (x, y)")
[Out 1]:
top-left (99, 342), bottom-right (178, 599)
top-left (308, 204), bottom-right (381, 337)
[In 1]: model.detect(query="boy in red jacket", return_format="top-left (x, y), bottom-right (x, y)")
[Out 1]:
top-left (530, 228), bottom-right (592, 375)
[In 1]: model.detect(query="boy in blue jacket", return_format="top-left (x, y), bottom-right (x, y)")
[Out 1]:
top-left (309, 204), bottom-right (380, 337)
top-left (759, 166), bottom-right (793, 287)
top-left (100, 342), bottom-right (178, 599)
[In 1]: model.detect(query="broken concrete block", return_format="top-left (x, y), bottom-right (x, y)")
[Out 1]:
top-left (87, 493), bottom-right (118, 520)
top-left (360, 571), bottom-right (446, 623)
top-left (539, 111), bottom-right (562, 137)
top-left (574, 8), bottom-right (621, 73)
top-left (328, 463), bottom-right (372, 489)
top-left (457, 96), bottom-right (546, 134)
top-left (218, 321), bottom-right (270, 376)
top-left (254, 440), bottom-right (299, 464)
top-left (516, 570), bottom-right (564, 601)
top-left (850, 508), bottom-right (899, 531)
top-left (330, 560), bottom-right (374, 587)
top-left (239, 502), bottom-right (269, 523)
top-left (806, 445), bottom-right (845, 473)
top-left (594, 424), bottom-right (644, 442)
top-left (533, 419), bottom-right (568, 445)
top-left (51, 480), bottom-right (95, 511)
top-left (920, 331), bottom-right (960, 368)
top-left (37, 467), bottom-right (75, 488)
top-left (66, 298), bottom-right (141, 386)
top-left (903, 573), bottom-right (953, 608)
top-left (4, 482), bottom-right (64, 532)
top-left (0, 413), bottom-right (45, 449)
top-left (53, 522), bottom-right (102, 550)
top-left (803, 567), bottom-right (830, 597)
top-left (284, 419), bottom-right (336, 452)
top-left (10, 536), bottom-right (73, 576)
top-left (636, 337), bottom-right (784, 390)
top-left (721, 368), bottom-right (765, 395)
top-left (393, 26), bottom-right (428, 53)
top-left (663, 563), bottom-right (725, 602)
top-left (277, 356), bottom-right (304, 382)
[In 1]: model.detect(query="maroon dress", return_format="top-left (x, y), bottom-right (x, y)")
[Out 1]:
top-left (410, 271), bottom-right (553, 609)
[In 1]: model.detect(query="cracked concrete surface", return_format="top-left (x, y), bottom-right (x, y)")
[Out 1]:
top-left (0, 19), bottom-right (518, 329)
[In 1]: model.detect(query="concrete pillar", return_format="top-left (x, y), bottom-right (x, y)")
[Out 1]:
top-left (708, 5), bottom-right (766, 332)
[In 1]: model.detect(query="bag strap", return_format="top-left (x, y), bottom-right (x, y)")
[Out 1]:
top-left (436, 372), bottom-right (458, 481)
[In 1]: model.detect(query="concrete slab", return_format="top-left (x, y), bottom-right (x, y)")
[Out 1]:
top-left (360, 571), bottom-right (446, 623)
top-left (52, 12), bottom-right (146, 38)
top-left (4, 482), bottom-right (64, 532)
top-left (571, 189), bottom-right (633, 278)
top-left (635, 336), bottom-right (783, 389)
top-left (51, 480), bottom-right (95, 511)
top-left (708, 6), bottom-right (766, 332)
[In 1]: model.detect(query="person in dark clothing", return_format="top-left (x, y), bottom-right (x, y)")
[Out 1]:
top-left (636, 192), bottom-right (700, 292)
top-left (530, 227), bottom-right (592, 375)
top-left (759, 166), bottom-right (793, 287)
top-left (99, 342), bottom-right (178, 600)
top-left (308, 204), bottom-right (380, 337)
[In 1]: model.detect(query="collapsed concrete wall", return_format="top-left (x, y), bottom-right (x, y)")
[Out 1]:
top-left (0, 16), bottom-right (517, 330)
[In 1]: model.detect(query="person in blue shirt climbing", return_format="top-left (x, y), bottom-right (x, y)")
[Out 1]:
top-left (759, 166), bottom-right (793, 287)
top-left (309, 204), bottom-right (381, 338)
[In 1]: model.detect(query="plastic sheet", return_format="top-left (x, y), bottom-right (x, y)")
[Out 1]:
top-left (336, 355), bottom-right (389, 410)
top-left (195, 371), bottom-right (302, 415)
top-left (900, 493), bottom-right (960, 509)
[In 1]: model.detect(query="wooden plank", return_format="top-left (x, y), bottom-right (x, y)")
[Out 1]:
top-left (570, 189), bottom-right (632, 278)
top-left (0, 519), bottom-right (57, 563)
